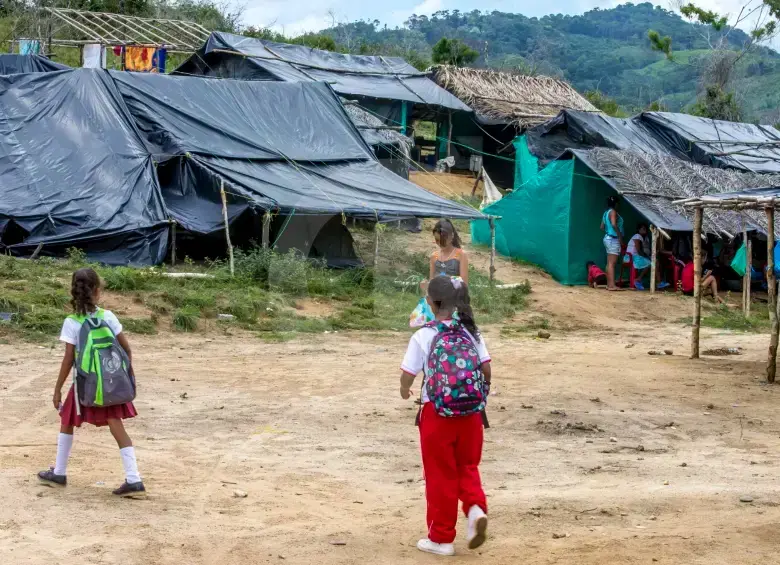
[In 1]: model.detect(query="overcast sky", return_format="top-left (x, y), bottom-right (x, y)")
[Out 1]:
top-left (243, 0), bottom-right (774, 40)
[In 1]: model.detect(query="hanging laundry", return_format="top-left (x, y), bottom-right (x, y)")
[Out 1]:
top-left (113, 45), bottom-right (123, 57)
top-left (82, 44), bottom-right (106, 69)
top-left (19, 40), bottom-right (40, 55)
top-left (125, 46), bottom-right (155, 72)
top-left (151, 48), bottom-right (166, 73)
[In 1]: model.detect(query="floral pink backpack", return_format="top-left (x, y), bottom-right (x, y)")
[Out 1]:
top-left (424, 320), bottom-right (487, 417)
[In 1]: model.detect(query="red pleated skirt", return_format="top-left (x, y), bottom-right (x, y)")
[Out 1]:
top-left (60, 386), bottom-right (137, 428)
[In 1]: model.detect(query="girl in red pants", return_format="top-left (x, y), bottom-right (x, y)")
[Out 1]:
top-left (400, 276), bottom-right (492, 556)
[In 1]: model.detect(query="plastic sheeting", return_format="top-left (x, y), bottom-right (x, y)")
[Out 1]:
top-left (525, 110), bottom-right (672, 164)
top-left (0, 54), bottom-right (68, 74)
top-left (112, 73), bottom-right (483, 225)
top-left (175, 32), bottom-right (471, 112)
top-left (640, 112), bottom-right (780, 173)
top-left (0, 70), bottom-right (169, 265)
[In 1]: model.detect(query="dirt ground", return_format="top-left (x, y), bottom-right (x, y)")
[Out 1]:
top-left (2, 235), bottom-right (780, 565)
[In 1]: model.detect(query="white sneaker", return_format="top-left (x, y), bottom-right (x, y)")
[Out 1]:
top-left (417, 538), bottom-right (455, 556)
top-left (466, 506), bottom-right (488, 550)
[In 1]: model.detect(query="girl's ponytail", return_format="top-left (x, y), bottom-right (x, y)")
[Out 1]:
top-left (71, 268), bottom-right (100, 316)
top-left (452, 280), bottom-right (479, 341)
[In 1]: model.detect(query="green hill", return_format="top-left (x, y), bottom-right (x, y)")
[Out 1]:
top-left (323, 2), bottom-right (780, 122)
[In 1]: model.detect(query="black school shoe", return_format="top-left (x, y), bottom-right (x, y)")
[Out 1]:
top-left (38, 469), bottom-right (67, 487)
top-left (113, 481), bottom-right (147, 499)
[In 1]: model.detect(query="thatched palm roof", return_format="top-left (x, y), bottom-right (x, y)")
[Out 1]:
top-left (430, 65), bottom-right (598, 128)
top-left (576, 147), bottom-right (780, 238)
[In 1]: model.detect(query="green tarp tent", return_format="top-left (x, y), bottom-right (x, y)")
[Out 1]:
top-left (472, 155), bottom-right (644, 285)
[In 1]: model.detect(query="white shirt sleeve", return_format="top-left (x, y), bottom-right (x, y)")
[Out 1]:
top-left (102, 309), bottom-right (123, 336)
top-left (58, 318), bottom-right (80, 345)
top-left (400, 331), bottom-right (427, 376)
top-left (475, 336), bottom-right (491, 364)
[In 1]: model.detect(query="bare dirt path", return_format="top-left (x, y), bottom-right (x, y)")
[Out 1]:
top-left (2, 313), bottom-right (779, 564)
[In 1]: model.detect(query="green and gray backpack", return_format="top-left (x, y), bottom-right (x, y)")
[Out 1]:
top-left (69, 309), bottom-right (135, 409)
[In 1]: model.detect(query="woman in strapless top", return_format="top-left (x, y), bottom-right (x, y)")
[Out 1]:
top-left (429, 219), bottom-right (469, 284)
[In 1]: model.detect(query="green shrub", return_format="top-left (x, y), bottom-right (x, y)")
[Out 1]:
top-left (173, 307), bottom-right (200, 332)
top-left (101, 267), bottom-right (148, 291)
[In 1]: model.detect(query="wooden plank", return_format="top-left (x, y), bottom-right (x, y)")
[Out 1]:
top-left (691, 208), bottom-right (703, 359)
top-left (766, 208), bottom-right (777, 383)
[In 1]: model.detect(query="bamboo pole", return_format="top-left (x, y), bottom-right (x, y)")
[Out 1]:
top-left (219, 180), bottom-right (234, 277)
top-left (691, 208), bottom-right (703, 359)
top-left (650, 225), bottom-right (658, 294)
top-left (489, 217), bottom-right (497, 284)
top-left (262, 211), bottom-right (271, 249)
top-left (471, 168), bottom-right (483, 197)
top-left (373, 223), bottom-right (380, 268)
top-left (170, 221), bottom-right (177, 267)
top-left (746, 237), bottom-right (753, 318)
top-left (447, 110), bottom-right (453, 158)
top-left (766, 208), bottom-right (778, 383)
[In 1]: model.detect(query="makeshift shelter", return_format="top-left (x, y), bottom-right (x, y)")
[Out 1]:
top-left (430, 66), bottom-right (598, 189)
top-left (0, 69), bottom-right (485, 266)
top-left (524, 110), bottom-right (780, 175)
top-left (0, 54), bottom-right (68, 74)
top-left (111, 72), bottom-right (484, 265)
top-left (175, 32), bottom-right (471, 125)
top-left (640, 112), bottom-right (780, 174)
top-left (341, 100), bottom-right (411, 179)
top-left (680, 188), bottom-right (780, 380)
top-left (472, 147), bottom-right (780, 285)
top-left (0, 70), bottom-right (169, 264)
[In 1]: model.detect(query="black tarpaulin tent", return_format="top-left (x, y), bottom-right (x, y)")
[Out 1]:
top-left (640, 112), bottom-right (780, 174)
top-left (0, 69), bottom-right (169, 264)
top-left (0, 54), bottom-right (69, 74)
top-left (175, 32), bottom-right (470, 111)
top-left (112, 72), bottom-right (480, 220)
top-left (525, 109), bottom-right (780, 174)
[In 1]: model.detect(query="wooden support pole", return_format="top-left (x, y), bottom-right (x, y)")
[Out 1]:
top-left (691, 208), bottom-right (703, 359)
top-left (745, 239), bottom-right (753, 318)
top-left (447, 110), bottom-right (453, 158)
top-left (373, 223), bottom-right (380, 269)
top-left (170, 221), bottom-right (177, 267)
top-left (766, 208), bottom-right (778, 383)
top-left (489, 217), bottom-right (497, 283)
top-left (262, 211), bottom-right (271, 249)
top-left (650, 225), bottom-right (658, 294)
top-left (219, 180), bottom-right (234, 277)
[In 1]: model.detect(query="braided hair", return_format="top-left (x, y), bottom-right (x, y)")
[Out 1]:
top-left (433, 219), bottom-right (462, 248)
top-left (427, 276), bottom-right (480, 341)
top-left (71, 268), bottom-right (100, 316)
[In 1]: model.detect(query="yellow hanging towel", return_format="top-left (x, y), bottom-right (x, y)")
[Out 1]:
top-left (125, 46), bottom-right (155, 71)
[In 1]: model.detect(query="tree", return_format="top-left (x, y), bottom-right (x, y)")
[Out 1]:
top-left (648, 2), bottom-right (779, 119)
top-left (584, 90), bottom-right (628, 117)
top-left (431, 38), bottom-right (478, 66)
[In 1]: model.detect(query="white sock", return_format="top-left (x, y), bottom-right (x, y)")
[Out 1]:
top-left (53, 433), bottom-right (73, 476)
top-left (119, 446), bottom-right (142, 484)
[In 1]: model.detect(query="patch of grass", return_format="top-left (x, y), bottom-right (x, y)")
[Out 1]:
top-left (122, 317), bottom-right (158, 335)
top-left (699, 303), bottom-right (771, 333)
top-left (172, 307), bottom-right (200, 332)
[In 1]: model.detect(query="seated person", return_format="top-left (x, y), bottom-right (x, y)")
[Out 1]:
top-left (625, 223), bottom-right (669, 290)
top-left (587, 261), bottom-right (607, 288)
top-left (681, 251), bottom-right (724, 303)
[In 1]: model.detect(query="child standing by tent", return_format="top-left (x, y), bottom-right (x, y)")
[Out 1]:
top-left (37, 268), bottom-right (146, 498)
top-left (400, 276), bottom-right (491, 556)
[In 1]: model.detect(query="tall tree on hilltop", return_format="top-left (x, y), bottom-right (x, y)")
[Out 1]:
top-left (431, 38), bottom-right (478, 66)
